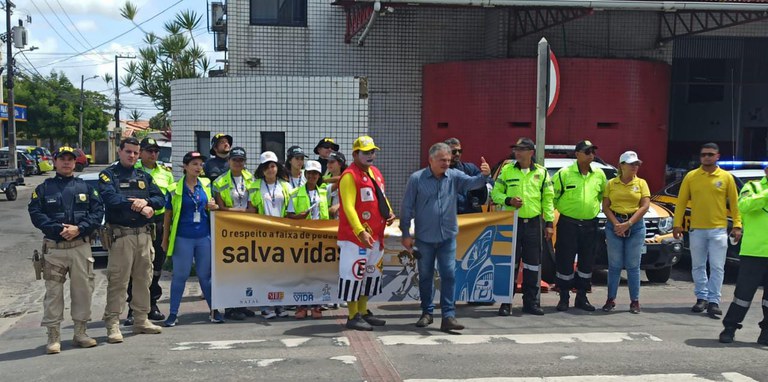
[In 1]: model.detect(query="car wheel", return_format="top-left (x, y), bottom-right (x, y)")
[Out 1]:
top-left (646, 266), bottom-right (672, 283)
top-left (5, 184), bottom-right (17, 201)
top-left (75, 163), bottom-right (84, 172)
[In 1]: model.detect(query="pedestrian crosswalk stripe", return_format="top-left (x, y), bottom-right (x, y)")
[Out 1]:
top-left (404, 372), bottom-right (757, 382)
top-left (280, 338), bottom-right (311, 348)
top-left (378, 332), bottom-right (662, 346)
top-left (171, 340), bottom-right (266, 350)
top-left (242, 359), bottom-right (285, 367)
top-left (330, 356), bottom-right (357, 365)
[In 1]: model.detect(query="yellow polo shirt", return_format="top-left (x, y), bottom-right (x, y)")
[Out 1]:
top-left (605, 176), bottom-right (650, 215)
top-left (673, 166), bottom-right (742, 229)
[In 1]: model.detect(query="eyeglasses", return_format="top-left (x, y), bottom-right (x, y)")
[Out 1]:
top-left (452, 149), bottom-right (463, 155)
top-left (700, 152), bottom-right (717, 157)
top-left (581, 149), bottom-right (596, 155)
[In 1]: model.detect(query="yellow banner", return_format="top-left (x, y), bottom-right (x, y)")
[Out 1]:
top-left (211, 211), bottom-right (517, 308)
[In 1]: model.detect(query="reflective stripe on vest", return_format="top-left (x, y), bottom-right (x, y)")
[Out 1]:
top-left (213, 169), bottom-right (254, 208)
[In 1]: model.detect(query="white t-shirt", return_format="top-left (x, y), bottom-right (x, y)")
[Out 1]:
top-left (287, 187), bottom-right (321, 220)
top-left (289, 172), bottom-right (306, 190)
top-left (230, 175), bottom-right (249, 210)
top-left (260, 180), bottom-right (285, 217)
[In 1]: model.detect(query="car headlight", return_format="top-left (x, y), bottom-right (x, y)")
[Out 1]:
top-left (658, 217), bottom-right (673, 234)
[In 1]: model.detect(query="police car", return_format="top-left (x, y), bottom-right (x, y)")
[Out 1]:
top-left (492, 156), bottom-right (683, 283)
top-left (653, 161), bottom-right (767, 269)
top-left (77, 172), bottom-right (108, 258)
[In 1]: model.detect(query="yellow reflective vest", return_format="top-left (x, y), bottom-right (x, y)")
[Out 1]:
top-left (289, 185), bottom-right (329, 220)
top-left (553, 162), bottom-right (607, 220)
top-left (491, 162), bottom-right (554, 222)
top-left (166, 177), bottom-right (212, 257)
top-left (212, 169), bottom-right (254, 208)
top-left (135, 161), bottom-right (174, 215)
top-left (737, 177), bottom-right (768, 258)
top-left (248, 178), bottom-right (291, 216)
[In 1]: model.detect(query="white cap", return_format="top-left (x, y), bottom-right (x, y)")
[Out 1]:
top-left (304, 160), bottom-right (322, 173)
top-left (259, 151), bottom-right (279, 164)
top-left (619, 151), bottom-right (642, 164)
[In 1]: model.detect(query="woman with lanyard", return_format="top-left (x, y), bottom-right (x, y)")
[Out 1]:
top-left (286, 145), bottom-right (308, 190)
top-left (601, 151), bottom-right (650, 314)
top-left (212, 146), bottom-right (256, 321)
top-left (161, 151), bottom-right (221, 327)
top-left (249, 151), bottom-right (292, 319)
top-left (325, 151), bottom-right (347, 219)
top-left (287, 160), bottom-right (330, 319)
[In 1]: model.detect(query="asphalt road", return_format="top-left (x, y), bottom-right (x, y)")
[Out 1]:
top-left (0, 166), bottom-right (766, 381)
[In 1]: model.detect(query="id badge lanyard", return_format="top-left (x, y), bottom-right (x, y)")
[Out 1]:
top-left (188, 182), bottom-right (202, 223)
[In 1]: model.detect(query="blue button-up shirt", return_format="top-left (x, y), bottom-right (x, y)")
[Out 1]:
top-left (400, 167), bottom-right (490, 243)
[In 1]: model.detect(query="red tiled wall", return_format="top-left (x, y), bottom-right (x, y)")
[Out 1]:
top-left (422, 58), bottom-right (671, 192)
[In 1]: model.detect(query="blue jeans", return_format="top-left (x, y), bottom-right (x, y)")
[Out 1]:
top-left (416, 238), bottom-right (457, 318)
top-left (169, 236), bottom-right (212, 315)
top-left (605, 220), bottom-right (646, 301)
top-left (689, 228), bottom-right (728, 304)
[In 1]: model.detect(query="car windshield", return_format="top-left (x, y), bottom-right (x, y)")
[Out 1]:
top-left (158, 147), bottom-right (172, 163)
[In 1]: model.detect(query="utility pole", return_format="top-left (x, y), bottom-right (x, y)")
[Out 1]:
top-left (5, 0), bottom-right (15, 171)
top-left (114, 54), bottom-right (135, 150)
top-left (79, 74), bottom-right (98, 149)
top-left (535, 37), bottom-right (549, 165)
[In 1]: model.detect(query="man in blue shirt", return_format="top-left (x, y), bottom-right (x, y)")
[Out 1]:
top-left (400, 142), bottom-right (491, 332)
top-left (445, 138), bottom-right (491, 214)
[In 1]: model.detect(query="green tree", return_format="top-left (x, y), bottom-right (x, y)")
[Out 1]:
top-left (13, 72), bottom-right (111, 149)
top-left (120, 1), bottom-right (211, 114)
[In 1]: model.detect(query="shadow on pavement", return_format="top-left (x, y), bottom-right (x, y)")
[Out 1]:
top-left (0, 345), bottom-right (49, 363)
top-left (685, 338), bottom-right (768, 349)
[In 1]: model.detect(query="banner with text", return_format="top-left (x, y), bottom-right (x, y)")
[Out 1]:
top-left (211, 211), bottom-right (517, 309)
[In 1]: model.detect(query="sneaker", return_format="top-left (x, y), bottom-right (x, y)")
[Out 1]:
top-left (295, 307), bottom-right (308, 319)
top-left (164, 314), bottom-right (178, 327)
top-left (345, 313), bottom-right (373, 331)
top-left (629, 300), bottom-right (641, 314)
top-left (440, 317), bottom-right (465, 332)
top-left (602, 299), bottom-right (616, 312)
top-left (148, 306), bottom-right (166, 321)
top-left (691, 299), bottom-right (708, 313)
top-left (262, 309), bottom-right (277, 319)
top-left (275, 307), bottom-right (289, 318)
top-left (240, 307), bottom-right (257, 317)
top-left (339, 301), bottom-right (348, 308)
top-left (707, 303), bottom-right (722, 319)
top-left (320, 305), bottom-right (330, 311)
top-left (311, 307), bottom-right (323, 319)
top-left (362, 310), bottom-right (386, 326)
top-left (415, 313), bottom-right (433, 327)
top-left (210, 310), bottom-right (224, 323)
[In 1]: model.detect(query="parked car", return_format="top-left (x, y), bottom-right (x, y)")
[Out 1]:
top-left (652, 161), bottom-right (766, 269)
top-left (491, 154), bottom-right (683, 283)
top-left (0, 168), bottom-right (22, 200)
top-left (77, 172), bottom-right (108, 258)
top-left (0, 149), bottom-right (36, 177)
top-left (73, 148), bottom-right (89, 172)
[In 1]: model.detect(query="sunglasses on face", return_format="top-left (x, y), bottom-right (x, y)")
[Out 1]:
top-left (700, 152), bottom-right (717, 157)
top-left (319, 145), bottom-right (333, 150)
top-left (452, 149), bottom-right (463, 155)
top-left (581, 149), bottom-right (596, 155)
top-left (145, 149), bottom-right (159, 154)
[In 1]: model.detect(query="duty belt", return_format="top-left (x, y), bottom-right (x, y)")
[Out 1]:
top-left (559, 215), bottom-right (598, 224)
top-left (112, 224), bottom-right (154, 239)
top-left (44, 237), bottom-right (89, 249)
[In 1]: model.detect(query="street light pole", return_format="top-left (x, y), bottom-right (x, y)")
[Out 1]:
top-left (114, 54), bottom-right (134, 149)
top-left (79, 74), bottom-right (98, 149)
top-left (5, 0), bottom-right (15, 171)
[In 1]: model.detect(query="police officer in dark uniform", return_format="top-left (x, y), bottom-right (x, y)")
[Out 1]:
top-left (100, 137), bottom-right (166, 343)
top-left (203, 133), bottom-right (232, 181)
top-left (28, 146), bottom-right (104, 354)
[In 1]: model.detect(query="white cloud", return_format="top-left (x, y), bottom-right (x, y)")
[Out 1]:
top-left (73, 20), bottom-right (98, 33)
top-left (15, 0), bottom-right (150, 20)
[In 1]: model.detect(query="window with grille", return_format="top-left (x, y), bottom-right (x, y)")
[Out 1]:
top-left (250, 0), bottom-right (307, 27)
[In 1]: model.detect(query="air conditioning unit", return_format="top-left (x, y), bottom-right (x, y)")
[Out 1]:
top-left (211, 2), bottom-right (226, 33)
top-left (214, 32), bottom-right (227, 52)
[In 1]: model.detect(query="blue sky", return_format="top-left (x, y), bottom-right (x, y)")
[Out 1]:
top-left (7, 0), bottom-right (223, 120)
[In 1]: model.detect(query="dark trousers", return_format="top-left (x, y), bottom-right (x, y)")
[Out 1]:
top-left (515, 217), bottom-right (543, 306)
top-left (555, 216), bottom-right (598, 297)
top-left (722, 256), bottom-right (768, 330)
top-left (127, 219), bottom-right (165, 307)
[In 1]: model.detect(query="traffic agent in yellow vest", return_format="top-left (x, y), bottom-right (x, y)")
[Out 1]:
top-left (491, 161), bottom-right (555, 223)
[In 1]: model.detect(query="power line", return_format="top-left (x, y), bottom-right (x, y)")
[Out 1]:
top-left (36, 0), bottom-right (186, 69)
top-left (42, 0), bottom-right (89, 50)
top-left (28, 0), bottom-right (81, 53)
top-left (52, 0), bottom-right (114, 64)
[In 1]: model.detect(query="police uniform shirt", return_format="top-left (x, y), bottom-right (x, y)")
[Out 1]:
top-left (203, 156), bottom-right (229, 181)
top-left (98, 163), bottom-right (165, 227)
top-left (28, 174), bottom-right (104, 242)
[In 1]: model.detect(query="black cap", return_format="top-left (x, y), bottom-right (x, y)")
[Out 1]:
top-left (210, 133), bottom-right (233, 156)
top-left (511, 137), bottom-right (535, 150)
top-left (328, 151), bottom-right (346, 164)
top-left (183, 151), bottom-right (207, 164)
top-left (575, 140), bottom-right (598, 152)
top-left (54, 146), bottom-right (77, 159)
top-left (286, 145), bottom-right (308, 159)
top-left (313, 138), bottom-right (340, 154)
top-left (140, 137), bottom-right (160, 151)
top-left (229, 147), bottom-right (246, 160)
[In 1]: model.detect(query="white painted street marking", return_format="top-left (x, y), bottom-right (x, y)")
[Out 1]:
top-left (330, 355), bottom-right (357, 365)
top-left (280, 338), bottom-right (312, 348)
top-left (405, 372), bottom-right (757, 382)
top-left (379, 332), bottom-right (662, 346)
top-left (243, 358), bottom-right (285, 367)
top-left (333, 336), bottom-right (351, 347)
top-left (559, 355), bottom-right (578, 361)
top-left (171, 340), bottom-right (266, 351)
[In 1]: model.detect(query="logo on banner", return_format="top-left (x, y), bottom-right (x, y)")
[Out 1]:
top-left (293, 292), bottom-right (314, 302)
top-left (268, 291), bottom-right (284, 302)
top-left (245, 287), bottom-right (253, 297)
top-left (321, 284), bottom-right (332, 302)
top-left (365, 265), bottom-right (375, 274)
top-left (352, 259), bottom-right (366, 280)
